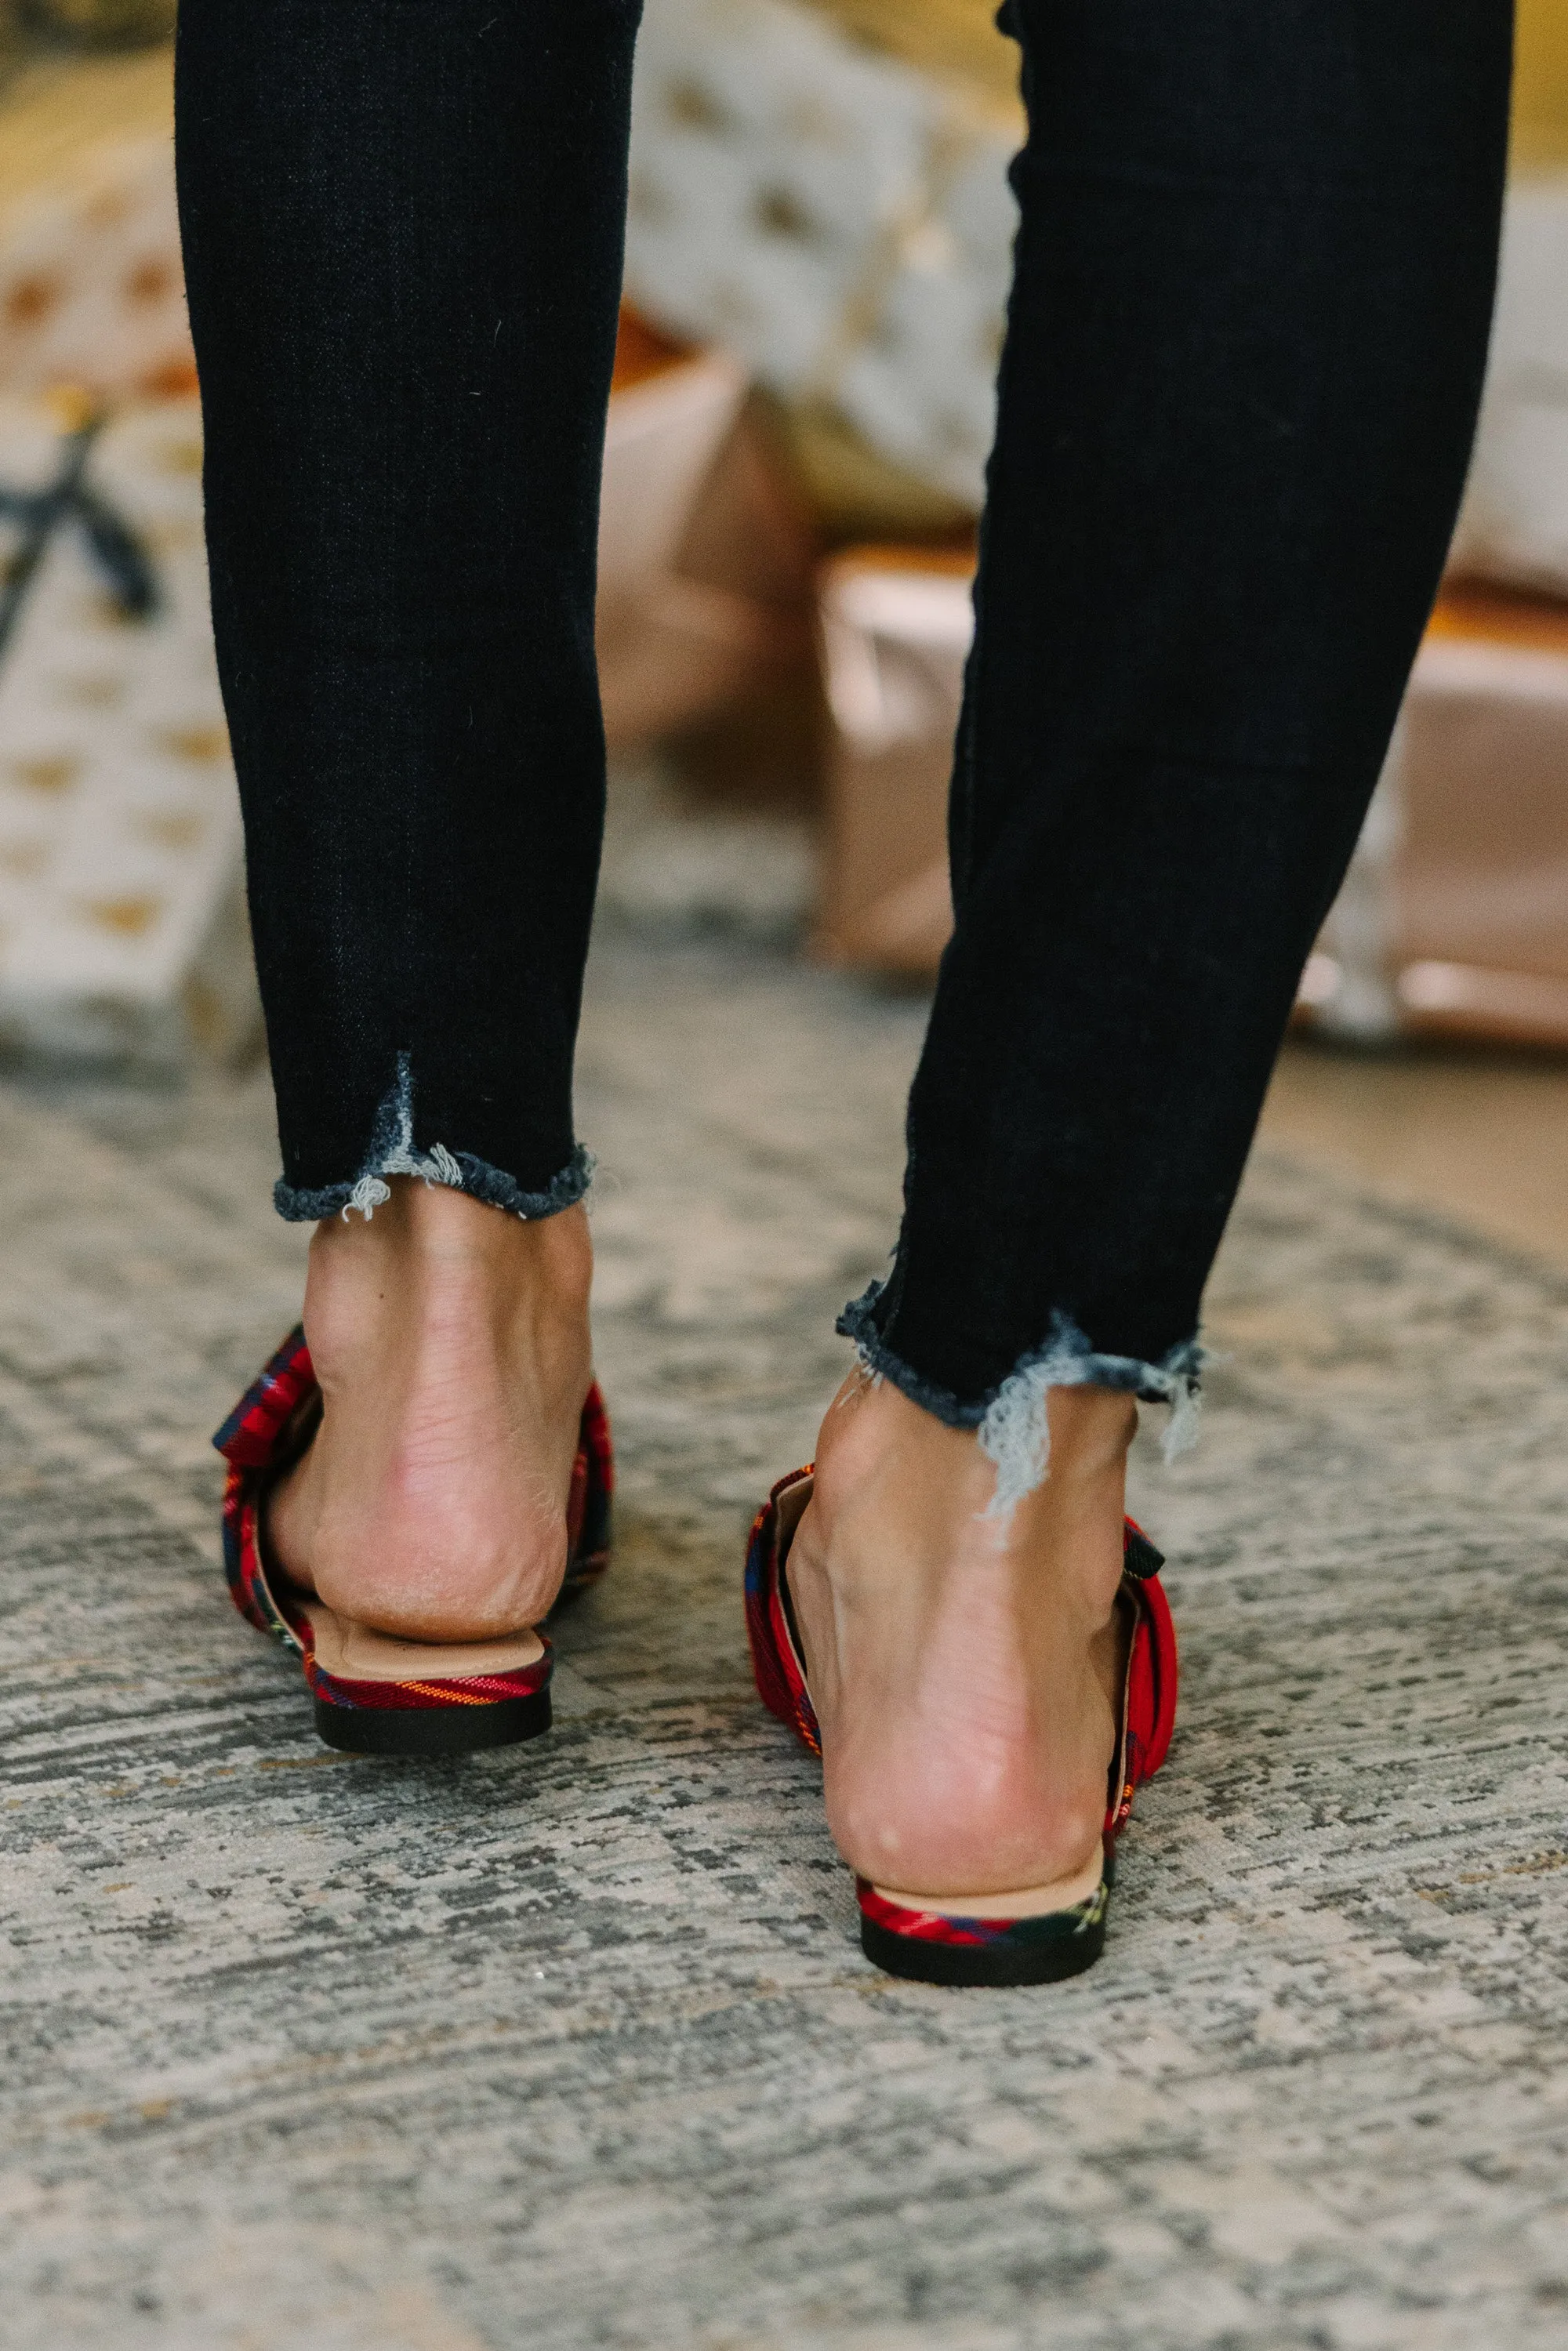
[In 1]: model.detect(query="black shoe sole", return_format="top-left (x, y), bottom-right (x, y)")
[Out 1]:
top-left (859, 1911), bottom-right (1106, 1988)
top-left (313, 1685), bottom-right (553, 1757)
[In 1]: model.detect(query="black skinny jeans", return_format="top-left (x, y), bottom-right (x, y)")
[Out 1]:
top-left (176, 0), bottom-right (1512, 1485)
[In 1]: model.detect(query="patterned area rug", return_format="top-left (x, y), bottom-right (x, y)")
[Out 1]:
top-left (2, 933), bottom-right (1566, 2350)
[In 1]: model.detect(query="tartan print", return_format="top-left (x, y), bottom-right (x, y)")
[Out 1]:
top-left (561, 1380), bottom-right (614, 1598)
top-left (855, 1874), bottom-right (1111, 1954)
top-left (742, 1465), bottom-right (820, 1757)
top-left (215, 1326), bottom-right (612, 1719)
top-left (212, 1324), bottom-right (318, 1470)
top-left (742, 1464), bottom-right (1178, 1961)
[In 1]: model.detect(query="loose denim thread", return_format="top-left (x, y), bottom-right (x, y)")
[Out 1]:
top-left (343, 1054), bottom-right (464, 1219)
top-left (273, 1052), bottom-right (595, 1224)
top-left (838, 1285), bottom-right (1204, 1517)
top-left (977, 1319), bottom-right (1205, 1518)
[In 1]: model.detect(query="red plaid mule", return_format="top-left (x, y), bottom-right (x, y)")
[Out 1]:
top-left (744, 1463), bottom-right (1177, 1987)
top-left (214, 1326), bottom-right (613, 1757)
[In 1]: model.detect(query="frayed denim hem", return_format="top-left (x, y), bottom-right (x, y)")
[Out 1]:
top-left (837, 1283), bottom-right (1206, 1516)
top-left (273, 1052), bottom-right (594, 1225)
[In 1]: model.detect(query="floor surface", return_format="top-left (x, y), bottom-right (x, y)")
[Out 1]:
top-left (1263, 1036), bottom-right (1568, 1272)
top-left (2, 931), bottom-right (1567, 2350)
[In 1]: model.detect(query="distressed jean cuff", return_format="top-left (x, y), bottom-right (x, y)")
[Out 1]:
top-left (273, 1052), bottom-right (594, 1224)
top-left (837, 1281), bottom-right (1205, 1515)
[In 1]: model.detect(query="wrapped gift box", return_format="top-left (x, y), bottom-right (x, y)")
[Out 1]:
top-left (0, 132), bottom-right (238, 1068)
top-left (815, 546), bottom-right (1568, 1045)
top-left (599, 310), bottom-right (820, 760)
top-left (0, 393), bottom-right (256, 1066)
top-left (0, 356), bottom-right (818, 1070)
top-left (626, 0), bottom-right (1018, 517)
top-left (630, 2), bottom-right (1568, 566)
top-left (0, 98), bottom-right (820, 1065)
top-left (1303, 583), bottom-right (1568, 1046)
top-left (1450, 177), bottom-right (1568, 597)
top-left (0, 134), bottom-right (194, 402)
top-left (813, 542), bottom-right (968, 974)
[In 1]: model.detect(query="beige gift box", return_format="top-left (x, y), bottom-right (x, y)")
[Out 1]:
top-left (813, 542), bottom-right (967, 976)
top-left (815, 546), bottom-right (1568, 1049)
top-left (599, 309), bottom-right (820, 764)
top-left (1304, 584), bottom-right (1568, 1046)
top-left (0, 138), bottom-right (237, 1068)
top-left (0, 136), bottom-right (194, 405)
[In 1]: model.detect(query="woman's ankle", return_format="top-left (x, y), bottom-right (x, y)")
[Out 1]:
top-left (301, 1184), bottom-right (593, 1372)
top-left (267, 1187), bottom-right (595, 1639)
top-left (803, 1373), bottom-right (1136, 1609)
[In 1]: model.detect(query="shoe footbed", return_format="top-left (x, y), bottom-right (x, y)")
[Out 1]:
top-left (866, 1847), bottom-right (1106, 1920)
top-left (296, 1598), bottom-right (546, 1683)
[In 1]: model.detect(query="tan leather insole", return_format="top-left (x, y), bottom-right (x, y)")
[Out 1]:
top-left (867, 1849), bottom-right (1106, 1920)
top-left (298, 1600), bottom-right (545, 1684)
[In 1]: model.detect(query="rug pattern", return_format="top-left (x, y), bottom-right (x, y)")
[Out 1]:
top-left (2, 935), bottom-right (1566, 2349)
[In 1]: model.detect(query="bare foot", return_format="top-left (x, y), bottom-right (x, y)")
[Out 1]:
top-left (267, 1182), bottom-right (593, 1642)
top-left (786, 1374), bottom-right (1137, 1906)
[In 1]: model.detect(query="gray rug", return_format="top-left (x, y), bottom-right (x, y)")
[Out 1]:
top-left (2, 932), bottom-right (1566, 2351)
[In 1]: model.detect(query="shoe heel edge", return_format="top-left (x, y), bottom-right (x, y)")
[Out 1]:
top-left (858, 1913), bottom-right (1107, 1989)
top-left (746, 1628), bottom-right (804, 1729)
top-left (311, 1687), bottom-right (552, 1758)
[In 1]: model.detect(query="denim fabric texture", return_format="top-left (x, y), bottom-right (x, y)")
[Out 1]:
top-left (175, 0), bottom-right (1511, 1435)
top-left (176, 0), bottom-right (644, 1221)
top-left (855, 0), bottom-right (1512, 1427)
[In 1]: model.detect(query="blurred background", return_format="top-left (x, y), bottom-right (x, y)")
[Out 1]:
top-left (2, 0), bottom-right (1568, 1257)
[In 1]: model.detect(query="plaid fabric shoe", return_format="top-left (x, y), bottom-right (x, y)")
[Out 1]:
top-left (214, 1326), bottom-right (613, 1757)
top-left (743, 1464), bottom-right (1177, 1987)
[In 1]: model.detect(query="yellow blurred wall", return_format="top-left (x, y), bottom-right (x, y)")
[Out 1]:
top-left (820, 0), bottom-right (1568, 165)
top-left (0, 46), bottom-right (172, 218)
top-left (3, 10), bottom-right (1565, 185)
top-left (1516, 0), bottom-right (1568, 165)
top-left (811, 0), bottom-right (1018, 113)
